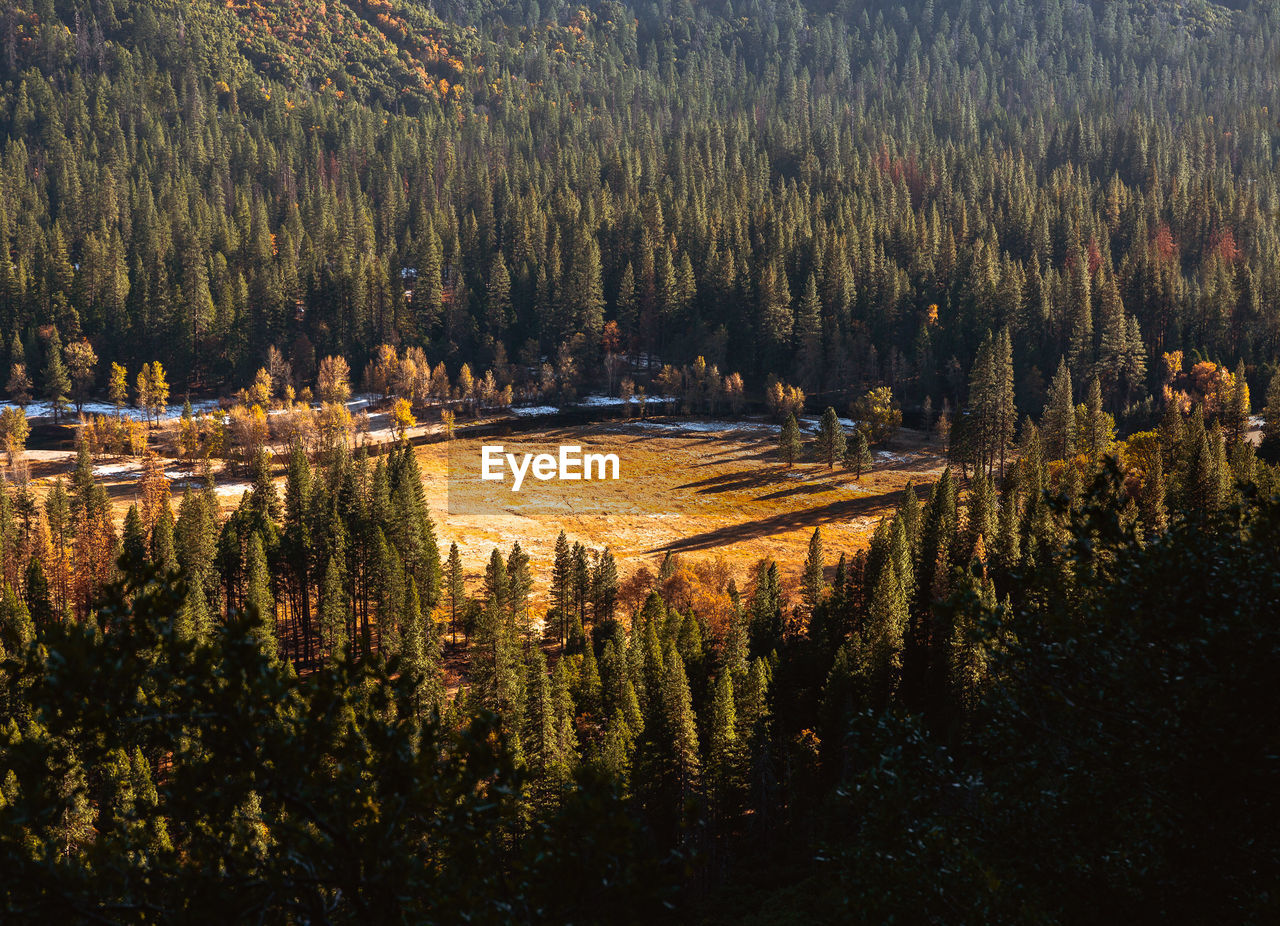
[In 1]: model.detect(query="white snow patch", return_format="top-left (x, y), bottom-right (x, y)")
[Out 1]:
top-left (578, 394), bottom-right (629, 407)
top-left (3, 398), bottom-right (222, 423)
top-left (346, 393), bottom-right (381, 411)
top-left (93, 462), bottom-right (142, 478)
top-left (512, 405), bottom-right (559, 417)
top-left (619, 419), bottom-right (769, 434)
top-left (799, 415), bottom-right (858, 430)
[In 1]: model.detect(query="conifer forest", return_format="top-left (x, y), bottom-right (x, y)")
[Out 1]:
top-left (0, 0), bottom-right (1278, 922)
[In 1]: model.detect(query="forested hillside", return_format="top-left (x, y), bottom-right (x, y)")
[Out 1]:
top-left (2, 0), bottom-right (1279, 412)
top-left (1, 1), bottom-right (1278, 922)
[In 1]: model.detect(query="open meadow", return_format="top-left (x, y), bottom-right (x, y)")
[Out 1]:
top-left (22, 413), bottom-right (946, 607)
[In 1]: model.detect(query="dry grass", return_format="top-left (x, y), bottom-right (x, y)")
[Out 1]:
top-left (22, 417), bottom-right (948, 602)
top-left (419, 418), bottom-right (947, 600)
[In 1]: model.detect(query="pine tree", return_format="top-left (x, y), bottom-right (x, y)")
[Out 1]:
top-left (995, 328), bottom-right (1017, 476)
top-left (844, 428), bottom-right (872, 478)
top-left (1261, 369), bottom-right (1280, 458)
top-left (748, 560), bottom-right (783, 658)
top-left (1082, 376), bottom-right (1114, 466)
top-left (121, 505), bottom-right (148, 569)
top-left (706, 670), bottom-right (742, 831)
top-left (1183, 427), bottom-right (1220, 519)
top-left (575, 635), bottom-right (604, 721)
top-left (1225, 361), bottom-right (1250, 445)
top-left (551, 531), bottom-right (572, 645)
top-left (446, 542), bottom-right (464, 644)
top-left (660, 640), bottom-right (700, 825)
top-left (779, 412), bottom-right (802, 467)
top-left (484, 252), bottom-right (512, 346)
top-left (801, 527), bottom-right (824, 618)
top-left (1141, 453), bottom-right (1169, 535)
top-left (64, 340), bottom-right (97, 414)
top-left (522, 647), bottom-right (562, 807)
top-left (616, 261), bottom-right (639, 335)
top-left (25, 557), bottom-right (56, 632)
top-left (965, 329), bottom-right (1016, 477)
top-left (401, 579), bottom-right (443, 719)
top-left (995, 486), bottom-right (1022, 573)
top-left (319, 554), bottom-right (349, 655)
top-left (866, 562), bottom-right (908, 705)
top-left (42, 328), bottom-right (72, 422)
top-left (506, 541), bottom-right (532, 639)
top-left (173, 571), bottom-right (208, 641)
top-left (815, 406), bottom-right (847, 468)
top-left (794, 272), bottom-right (823, 390)
top-left (757, 259), bottom-right (793, 376)
top-left (551, 658), bottom-right (579, 781)
top-left (108, 362), bottom-right (128, 416)
top-left (483, 546), bottom-right (507, 617)
top-left (592, 547), bottom-right (619, 625)
top-left (151, 504), bottom-right (178, 574)
top-left (471, 585), bottom-right (521, 717)
top-left (244, 531), bottom-right (277, 661)
top-left (1096, 265), bottom-right (1127, 405)
top-left (1068, 255), bottom-right (1094, 376)
top-left (1043, 359), bottom-right (1076, 461)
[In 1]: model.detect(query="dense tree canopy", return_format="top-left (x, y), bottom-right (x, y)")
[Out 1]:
top-left (0, 0), bottom-right (1277, 418)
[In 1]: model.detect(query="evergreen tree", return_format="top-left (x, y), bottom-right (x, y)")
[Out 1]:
top-left (844, 428), bottom-right (872, 478)
top-left (551, 531), bottom-right (572, 645)
top-left (42, 328), bottom-right (72, 422)
top-left (446, 542), bottom-right (464, 644)
top-left (151, 506), bottom-right (178, 574)
top-left (815, 407), bottom-right (847, 468)
top-left (706, 670), bottom-right (742, 833)
top-left (25, 557), bottom-right (55, 632)
top-left (121, 505), bottom-right (148, 569)
top-left (1082, 376), bottom-right (1115, 466)
top-left (794, 273), bottom-right (823, 391)
top-left (506, 541), bottom-right (533, 639)
top-left (659, 641), bottom-right (700, 834)
top-left (592, 548), bottom-right (619, 625)
top-left (866, 563), bottom-right (909, 705)
top-left (1043, 359), bottom-right (1076, 462)
top-left (319, 554), bottom-right (349, 655)
top-left (401, 579), bottom-right (442, 719)
top-left (779, 412), bottom-right (802, 467)
top-left (801, 527), bottom-right (824, 618)
top-left (244, 531), bottom-right (277, 661)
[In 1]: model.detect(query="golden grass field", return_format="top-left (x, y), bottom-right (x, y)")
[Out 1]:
top-left (25, 416), bottom-right (947, 603)
top-left (419, 418), bottom-right (947, 601)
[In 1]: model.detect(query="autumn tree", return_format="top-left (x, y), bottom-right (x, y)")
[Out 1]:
top-left (64, 340), bottom-right (98, 414)
top-left (851, 387), bottom-right (902, 445)
top-left (317, 356), bottom-right (352, 404)
top-left (108, 363), bottom-right (129, 417)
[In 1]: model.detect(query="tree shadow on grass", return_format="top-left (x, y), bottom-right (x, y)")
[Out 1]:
top-left (677, 465), bottom-right (805, 494)
top-left (645, 483), bottom-right (934, 555)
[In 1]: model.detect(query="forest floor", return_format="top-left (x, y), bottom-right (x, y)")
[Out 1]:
top-left (21, 414), bottom-right (948, 603)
